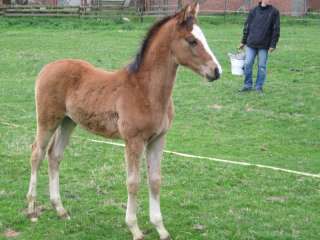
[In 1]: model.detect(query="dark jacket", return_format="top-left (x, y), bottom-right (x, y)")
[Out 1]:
top-left (241, 3), bottom-right (280, 49)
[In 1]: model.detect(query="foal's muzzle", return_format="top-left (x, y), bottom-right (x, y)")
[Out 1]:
top-left (206, 67), bottom-right (220, 82)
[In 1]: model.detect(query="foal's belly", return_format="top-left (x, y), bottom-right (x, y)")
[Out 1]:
top-left (67, 107), bottom-right (120, 139)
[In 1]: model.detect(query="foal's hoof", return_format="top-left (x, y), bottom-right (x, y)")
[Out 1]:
top-left (133, 233), bottom-right (144, 240)
top-left (27, 213), bottom-right (38, 223)
top-left (134, 236), bottom-right (144, 240)
top-left (30, 217), bottom-right (38, 223)
top-left (160, 236), bottom-right (171, 240)
top-left (160, 234), bottom-right (171, 240)
top-left (29, 216), bottom-right (38, 222)
top-left (58, 211), bottom-right (71, 220)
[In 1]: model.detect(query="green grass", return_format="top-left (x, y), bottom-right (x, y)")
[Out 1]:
top-left (0, 16), bottom-right (320, 239)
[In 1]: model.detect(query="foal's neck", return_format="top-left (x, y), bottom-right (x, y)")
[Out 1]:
top-left (135, 24), bottom-right (178, 111)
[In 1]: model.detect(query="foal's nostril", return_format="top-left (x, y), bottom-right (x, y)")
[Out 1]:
top-left (214, 67), bottom-right (220, 79)
top-left (205, 67), bottom-right (221, 82)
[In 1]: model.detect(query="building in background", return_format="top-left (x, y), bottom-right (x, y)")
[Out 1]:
top-left (137, 0), bottom-right (320, 16)
top-left (1, 0), bottom-right (320, 15)
top-left (309, 0), bottom-right (320, 10)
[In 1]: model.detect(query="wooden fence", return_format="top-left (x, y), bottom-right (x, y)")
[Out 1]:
top-left (0, 4), bottom-right (138, 17)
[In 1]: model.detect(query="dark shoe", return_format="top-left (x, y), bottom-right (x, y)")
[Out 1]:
top-left (238, 87), bottom-right (252, 92)
top-left (256, 88), bottom-right (263, 94)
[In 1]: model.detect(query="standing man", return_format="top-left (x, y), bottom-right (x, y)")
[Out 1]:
top-left (239, 0), bottom-right (280, 93)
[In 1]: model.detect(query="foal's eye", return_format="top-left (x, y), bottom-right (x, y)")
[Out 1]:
top-left (186, 37), bottom-right (198, 47)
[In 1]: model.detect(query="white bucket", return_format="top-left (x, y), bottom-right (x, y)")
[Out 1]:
top-left (228, 52), bottom-right (245, 76)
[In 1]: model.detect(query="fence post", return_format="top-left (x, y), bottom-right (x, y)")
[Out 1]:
top-left (305, 0), bottom-right (308, 15)
top-left (138, 0), bottom-right (144, 23)
top-left (177, 0), bottom-right (182, 10)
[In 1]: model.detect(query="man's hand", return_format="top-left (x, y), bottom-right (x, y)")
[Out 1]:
top-left (269, 48), bottom-right (275, 53)
top-left (239, 43), bottom-right (245, 50)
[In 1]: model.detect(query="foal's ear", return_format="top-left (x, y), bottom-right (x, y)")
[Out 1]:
top-left (177, 4), bottom-right (192, 24)
top-left (190, 1), bottom-right (200, 18)
top-left (177, 2), bottom-right (199, 25)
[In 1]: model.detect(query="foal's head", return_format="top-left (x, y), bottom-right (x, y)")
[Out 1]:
top-left (171, 2), bottom-right (222, 81)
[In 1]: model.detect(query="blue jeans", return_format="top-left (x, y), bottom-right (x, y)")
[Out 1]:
top-left (243, 46), bottom-right (268, 90)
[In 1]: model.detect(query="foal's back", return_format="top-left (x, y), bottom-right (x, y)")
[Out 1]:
top-left (35, 59), bottom-right (127, 137)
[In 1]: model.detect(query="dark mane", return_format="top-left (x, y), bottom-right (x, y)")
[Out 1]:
top-left (128, 14), bottom-right (176, 73)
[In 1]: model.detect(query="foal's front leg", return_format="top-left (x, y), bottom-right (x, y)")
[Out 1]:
top-left (146, 135), bottom-right (170, 240)
top-left (125, 138), bottom-right (145, 240)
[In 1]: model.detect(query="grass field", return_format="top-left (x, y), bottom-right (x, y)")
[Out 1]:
top-left (0, 15), bottom-right (319, 239)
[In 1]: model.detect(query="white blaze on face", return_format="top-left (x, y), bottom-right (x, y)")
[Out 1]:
top-left (191, 24), bottom-right (222, 74)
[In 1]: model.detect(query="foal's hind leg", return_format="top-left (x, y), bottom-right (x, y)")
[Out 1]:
top-left (27, 127), bottom-right (55, 222)
top-left (47, 117), bottom-right (76, 219)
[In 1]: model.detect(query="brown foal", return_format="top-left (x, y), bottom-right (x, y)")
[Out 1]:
top-left (26, 3), bottom-right (222, 240)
